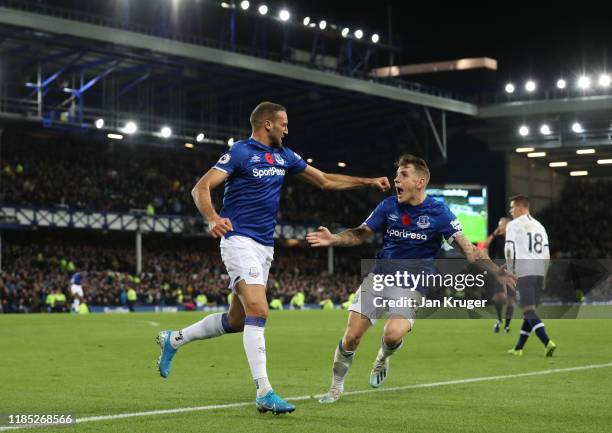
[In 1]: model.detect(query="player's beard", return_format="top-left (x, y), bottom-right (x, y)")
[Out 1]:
top-left (270, 136), bottom-right (283, 148)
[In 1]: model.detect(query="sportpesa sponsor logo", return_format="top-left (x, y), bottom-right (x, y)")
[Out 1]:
top-left (252, 167), bottom-right (286, 178)
top-left (386, 227), bottom-right (428, 240)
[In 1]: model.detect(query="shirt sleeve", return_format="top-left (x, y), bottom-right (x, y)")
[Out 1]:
top-left (504, 222), bottom-right (519, 272)
top-left (439, 205), bottom-right (463, 244)
top-left (213, 146), bottom-right (247, 175)
top-left (285, 148), bottom-right (308, 175)
top-left (364, 200), bottom-right (387, 233)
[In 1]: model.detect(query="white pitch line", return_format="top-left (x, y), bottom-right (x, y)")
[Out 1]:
top-left (1, 361), bottom-right (611, 431)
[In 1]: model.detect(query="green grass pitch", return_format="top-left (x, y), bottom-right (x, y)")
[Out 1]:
top-left (2, 310), bottom-right (612, 433)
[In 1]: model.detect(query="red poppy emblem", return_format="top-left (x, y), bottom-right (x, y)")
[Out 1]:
top-left (401, 214), bottom-right (410, 226)
top-left (265, 153), bottom-right (274, 164)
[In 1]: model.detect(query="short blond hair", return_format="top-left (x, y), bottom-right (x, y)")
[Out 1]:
top-left (396, 154), bottom-right (430, 184)
top-left (250, 101), bottom-right (286, 130)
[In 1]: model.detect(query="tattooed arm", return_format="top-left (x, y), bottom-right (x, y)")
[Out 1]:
top-left (306, 224), bottom-right (375, 247)
top-left (451, 232), bottom-right (517, 290)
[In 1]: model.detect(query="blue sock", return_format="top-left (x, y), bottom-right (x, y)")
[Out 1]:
top-left (221, 312), bottom-right (239, 333)
top-left (525, 310), bottom-right (550, 346)
top-left (514, 319), bottom-right (532, 350)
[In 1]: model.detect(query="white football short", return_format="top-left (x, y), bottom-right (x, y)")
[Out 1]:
top-left (70, 284), bottom-right (84, 298)
top-left (220, 235), bottom-right (274, 292)
top-left (348, 274), bottom-right (420, 326)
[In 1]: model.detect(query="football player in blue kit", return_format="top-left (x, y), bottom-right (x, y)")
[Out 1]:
top-left (156, 101), bottom-right (390, 414)
top-left (307, 154), bottom-right (517, 403)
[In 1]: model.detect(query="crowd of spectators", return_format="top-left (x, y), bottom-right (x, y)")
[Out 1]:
top-left (0, 233), bottom-right (372, 313)
top-left (538, 179), bottom-right (612, 259)
top-left (1, 132), bottom-right (381, 227)
top-left (2, 132), bottom-right (611, 313)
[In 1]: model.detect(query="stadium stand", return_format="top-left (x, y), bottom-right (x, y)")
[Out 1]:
top-left (0, 231), bottom-right (371, 313)
top-left (1, 130), bottom-right (380, 227)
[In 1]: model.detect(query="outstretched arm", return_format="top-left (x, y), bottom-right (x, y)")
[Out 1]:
top-left (306, 224), bottom-right (375, 248)
top-left (452, 232), bottom-right (516, 289)
top-left (297, 165), bottom-right (390, 191)
top-left (451, 232), bottom-right (517, 290)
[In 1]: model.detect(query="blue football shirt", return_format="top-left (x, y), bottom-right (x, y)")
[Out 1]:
top-left (365, 195), bottom-right (462, 259)
top-left (364, 195), bottom-right (463, 293)
top-left (213, 138), bottom-right (307, 246)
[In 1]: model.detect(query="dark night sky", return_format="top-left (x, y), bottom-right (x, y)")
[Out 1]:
top-left (299, 3), bottom-right (612, 93)
top-left (297, 3), bottom-right (612, 73)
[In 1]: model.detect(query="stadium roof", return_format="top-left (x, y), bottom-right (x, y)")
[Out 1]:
top-left (1, 2), bottom-right (611, 176)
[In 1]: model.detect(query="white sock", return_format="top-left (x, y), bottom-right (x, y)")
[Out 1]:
top-left (171, 313), bottom-right (228, 349)
top-left (378, 338), bottom-right (403, 361)
top-left (332, 341), bottom-right (354, 388)
top-left (243, 318), bottom-right (271, 397)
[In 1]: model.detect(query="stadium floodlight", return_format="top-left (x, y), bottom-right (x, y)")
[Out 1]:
top-left (279, 9), bottom-right (290, 21)
top-left (228, 137), bottom-right (235, 146)
top-left (527, 152), bottom-right (546, 158)
top-left (576, 148), bottom-right (595, 155)
top-left (338, 162), bottom-right (347, 167)
top-left (184, 143), bottom-right (194, 149)
top-left (549, 162), bottom-right (568, 167)
top-left (597, 159), bottom-right (612, 164)
top-left (303, 16), bottom-right (310, 26)
top-left (577, 75), bottom-right (591, 89)
top-left (341, 27), bottom-right (350, 37)
top-left (196, 133), bottom-right (205, 143)
top-left (516, 147), bottom-right (535, 153)
top-left (94, 118), bottom-right (104, 129)
top-left (160, 126), bottom-right (172, 138)
top-left (570, 170), bottom-right (588, 176)
top-left (258, 4), bottom-right (268, 15)
top-left (371, 33), bottom-right (380, 43)
top-left (571, 122), bottom-right (584, 133)
top-left (221, 2), bottom-right (231, 9)
top-left (556, 78), bottom-right (567, 89)
top-left (354, 29), bottom-right (363, 39)
top-left (518, 126), bottom-right (530, 137)
top-left (598, 74), bottom-right (611, 87)
top-left (306, 158), bottom-right (313, 163)
top-left (121, 121), bottom-right (137, 134)
top-left (525, 80), bottom-right (536, 92)
top-left (539, 124), bottom-right (551, 135)
top-left (504, 83), bottom-right (515, 94)
top-left (107, 133), bottom-right (123, 140)
top-left (319, 20), bottom-right (327, 30)
top-left (240, 0), bottom-right (250, 10)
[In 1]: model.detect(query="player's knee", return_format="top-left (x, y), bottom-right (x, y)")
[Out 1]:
top-left (343, 332), bottom-right (362, 351)
top-left (523, 305), bottom-right (535, 313)
top-left (244, 302), bottom-right (268, 319)
top-left (523, 307), bottom-right (537, 318)
top-left (383, 327), bottom-right (407, 346)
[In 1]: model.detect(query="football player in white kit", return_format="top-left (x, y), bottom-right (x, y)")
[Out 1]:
top-left (505, 195), bottom-right (556, 357)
